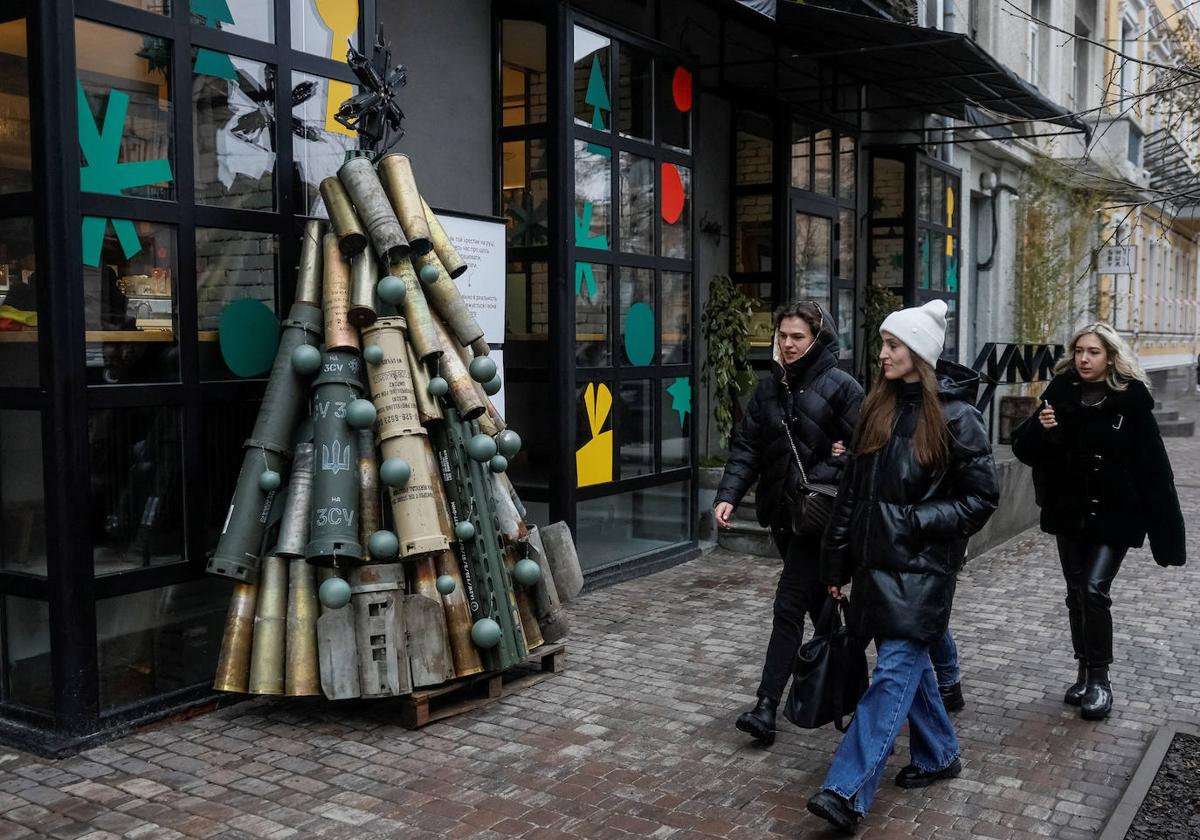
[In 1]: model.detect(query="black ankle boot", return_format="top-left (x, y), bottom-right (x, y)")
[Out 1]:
top-left (939, 682), bottom-right (965, 713)
top-left (1081, 666), bottom-right (1113, 720)
top-left (735, 696), bottom-right (777, 745)
top-left (1064, 663), bottom-right (1088, 706)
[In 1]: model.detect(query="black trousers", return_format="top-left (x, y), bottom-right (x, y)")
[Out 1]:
top-left (757, 527), bottom-right (827, 702)
top-left (1056, 536), bottom-right (1128, 667)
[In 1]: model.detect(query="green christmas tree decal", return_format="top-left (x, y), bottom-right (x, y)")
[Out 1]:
top-left (666, 377), bottom-right (692, 428)
top-left (573, 202), bottom-right (608, 297)
top-left (192, 0), bottom-right (237, 80)
top-left (584, 55), bottom-right (611, 158)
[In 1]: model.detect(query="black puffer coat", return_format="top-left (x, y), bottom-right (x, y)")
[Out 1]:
top-left (820, 362), bottom-right (1000, 644)
top-left (1011, 370), bottom-right (1186, 566)
top-left (716, 331), bottom-right (863, 529)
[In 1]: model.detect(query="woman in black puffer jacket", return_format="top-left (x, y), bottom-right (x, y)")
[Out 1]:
top-left (714, 301), bottom-right (863, 746)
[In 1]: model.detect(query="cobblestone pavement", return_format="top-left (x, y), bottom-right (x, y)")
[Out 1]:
top-left (1, 435), bottom-right (1198, 840)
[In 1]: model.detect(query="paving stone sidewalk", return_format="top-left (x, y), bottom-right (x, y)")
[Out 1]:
top-left (2, 435), bottom-right (1199, 840)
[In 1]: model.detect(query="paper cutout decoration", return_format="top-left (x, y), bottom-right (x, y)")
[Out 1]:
top-left (671, 67), bottom-right (693, 113)
top-left (314, 0), bottom-right (360, 138)
top-left (624, 302), bottom-right (654, 366)
top-left (576, 383), bottom-right (613, 487)
top-left (574, 201), bottom-right (608, 249)
top-left (666, 377), bottom-right (692, 427)
top-left (946, 255), bottom-right (959, 293)
top-left (192, 0), bottom-right (237, 79)
top-left (585, 54), bottom-right (610, 129)
top-left (219, 298), bottom-right (280, 378)
top-left (661, 163), bottom-right (685, 224)
top-left (575, 262), bottom-right (598, 298)
top-left (78, 81), bottom-right (175, 267)
top-left (945, 185), bottom-right (956, 256)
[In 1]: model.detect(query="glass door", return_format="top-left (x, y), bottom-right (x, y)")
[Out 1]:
top-left (790, 207), bottom-right (833, 307)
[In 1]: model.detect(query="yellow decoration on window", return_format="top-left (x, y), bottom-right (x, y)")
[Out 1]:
top-left (576, 383), bottom-right (613, 488)
top-left (314, 0), bottom-right (359, 139)
top-left (946, 185), bottom-right (955, 256)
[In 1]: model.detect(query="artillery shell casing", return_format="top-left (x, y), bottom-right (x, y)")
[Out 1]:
top-left (319, 177), bottom-right (367, 258)
top-left (362, 317), bottom-right (422, 438)
top-left (378, 153), bottom-right (433, 256)
top-left (322, 233), bottom-right (359, 353)
top-left (470, 337), bottom-right (490, 358)
top-left (356, 428), bottom-right (382, 551)
top-left (381, 434), bottom-right (450, 559)
top-left (413, 251), bottom-right (484, 348)
top-left (285, 557), bottom-right (321, 696)
top-left (486, 399), bottom-right (507, 433)
top-left (349, 246), bottom-right (379, 328)
top-left (276, 443), bottom-right (314, 559)
top-left (389, 257), bottom-right (442, 363)
top-left (421, 196), bottom-right (467, 278)
top-left (506, 548), bottom-right (545, 650)
top-left (248, 555), bottom-right (288, 694)
top-left (433, 318), bottom-right (485, 421)
top-left (338, 156), bottom-right (410, 263)
top-left (306, 350), bottom-right (365, 565)
top-left (410, 554), bottom-right (441, 600)
top-left (213, 582), bottom-right (258, 693)
top-left (297, 220), bottom-right (326, 305)
top-left (433, 549), bottom-right (483, 676)
top-left (407, 341), bottom-right (443, 426)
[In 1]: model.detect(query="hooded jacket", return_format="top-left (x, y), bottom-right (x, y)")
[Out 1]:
top-left (1011, 370), bottom-right (1186, 566)
top-left (715, 327), bottom-right (863, 530)
top-left (820, 361), bottom-right (1000, 643)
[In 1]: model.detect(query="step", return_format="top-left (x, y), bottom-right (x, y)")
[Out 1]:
top-left (1153, 409), bottom-right (1180, 423)
top-left (1159, 417), bottom-right (1195, 438)
top-left (717, 521), bottom-right (778, 557)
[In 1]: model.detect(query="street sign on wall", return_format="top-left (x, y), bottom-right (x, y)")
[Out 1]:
top-left (1098, 244), bottom-right (1136, 274)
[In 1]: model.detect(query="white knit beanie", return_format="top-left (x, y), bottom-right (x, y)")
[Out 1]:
top-left (879, 299), bottom-right (948, 369)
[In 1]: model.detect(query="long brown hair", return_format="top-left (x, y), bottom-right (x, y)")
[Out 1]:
top-left (854, 358), bottom-right (950, 472)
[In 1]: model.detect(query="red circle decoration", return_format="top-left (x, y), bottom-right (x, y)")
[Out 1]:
top-left (672, 67), bottom-right (693, 113)
top-left (661, 163), bottom-right (685, 225)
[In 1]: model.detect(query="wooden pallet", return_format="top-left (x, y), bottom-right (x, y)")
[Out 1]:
top-left (395, 642), bottom-right (565, 729)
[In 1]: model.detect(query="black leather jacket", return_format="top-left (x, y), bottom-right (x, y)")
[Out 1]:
top-left (820, 362), bottom-right (1000, 643)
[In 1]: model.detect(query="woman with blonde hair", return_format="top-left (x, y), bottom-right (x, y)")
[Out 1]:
top-left (1013, 323), bottom-right (1186, 721)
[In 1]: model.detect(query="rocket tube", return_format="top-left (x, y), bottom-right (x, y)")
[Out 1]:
top-left (319, 177), bottom-right (367, 258)
top-left (305, 350), bottom-right (365, 565)
top-left (208, 301), bottom-right (323, 583)
top-left (349, 245), bottom-right (379, 328)
top-left (377, 153), bottom-right (433, 256)
top-left (275, 443), bottom-right (314, 559)
top-left (338, 156), bottom-right (410, 263)
top-left (433, 548), bottom-right (483, 676)
top-left (213, 582), bottom-right (257, 692)
top-left (297, 220), bottom-right (326, 305)
top-left (285, 557), bottom-right (321, 696)
top-left (322, 233), bottom-right (359, 353)
top-left (412, 250), bottom-right (484, 348)
top-left (432, 317), bottom-right (485, 421)
top-left (248, 555), bottom-right (288, 694)
top-left (388, 258), bottom-right (441, 362)
top-left (421, 196), bottom-right (467, 278)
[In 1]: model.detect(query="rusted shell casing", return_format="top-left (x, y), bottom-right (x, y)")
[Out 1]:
top-left (248, 555), bottom-right (288, 695)
top-left (322, 233), bottom-right (359, 353)
top-left (319, 177), bottom-right (367, 258)
top-left (297, 220), bottom-right (326, 305)
top-left (433, 549), bottom-right (483, 676)
top-left (413, 251), bottom-right (484, 348)
top-left (470, 337), bottom-right (490, 358)
top-left (362, 318), bottom-right (422, 438)
top-left (378, 153), bottom-right (433, 256)
top-left (506, 548), bottom-right (545, 650)
top-left (213, 582), bottom-right (258, 692)
top-left (338, 156), bottom-right (410, 263)
top-left (389, 258), bottom-right (442, 362)
top-left (381, 434), bottom-right (449, 559)
top-left (421, 196), bottom-right (467, 278)
top-left (433, 318), bottom-right (485, 421)
top-left (276, 443), bottom-right (314, 559)
top-left (407, 342), bottom-right (443, 426)
top-left (285, 557), bottom-right (321, 696)
top-left (356, 428), bottom-right (382, 552)
top-left (349, 246), bottom-right (379, 328)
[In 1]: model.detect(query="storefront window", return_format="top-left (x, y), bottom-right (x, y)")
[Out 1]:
top-left (873, 157), bottom-right (905, 218)
top-left (735, 195), bottom-right (772, 275)
top-left (575, 140), bottom-right (611, 251)
top-left (575, 480), bottom-right (689, 571)
top-left (197, 228), bottom-right (278, 380)
top-left (619, 152), bottom-right (653, 254)
top-left (90, 407), bottom-right (185, 576)
top-left (501, 21), bottom-right (547, 126)
top-left (575, 263), bottom-right (609, 367)
top-left (504, 380), bottom-right (551, 490)
top-left (618, 45), bottom-right (652, 141)
top-left (793, 213), bottom-right (831, 306)
top-left (113, 0), bottom-right (170, 14)
top-left (661, 377), bottom-right (690, 470)
top-left (574, 27), bottom-right (610, 131)
top-left (736, 111), bottom-right (772, 186)
top-left (97, 578), bottom-right (231, 711)
top-left (791, 123), bottom-right (811, 191)
top-left (291, 70), bottom-right (357, 217)
top-left (838, 136), bottom-right (856, 201)
top-left (657, 63), bottom-right (690, 151)
top-left (77, 21), bottom-right (176, 202)
top-left (661, 270), bottom-right (690, 365)
top-left (0, 411), bottom-right (45, 577)
top-left (193, 54), bottom-right (276, 211)
top-left (619, 379), bottom-right (652, 478)
top-left (0, 217), bottom-right (37, 387)
top-left (84, 222), bottom-right (179, 385)
top-left (502, 139), bottom-right (549, 248)
top-left (200, 401), bottom-right (256, 552)
top-left (838, 208), bottom-right (855, 280)
top-left (836, 288), bottom-right (855, 360)
top-left (660, 163), bottom-right (689, 259)
top-left (918, 229), bottom-right (931, 290)
top-left (192, 0), bottom-right (275, 42)
top-left (3, 597), bottom-right (51, 711)
top-left (291, 0), bottom-right (359, 59)
top-left (0, 19), bottom-right (31, 195)
top-left (619, 267), bottom-right (653, 366)
top-left (814, 129), bottom-right (833, 195)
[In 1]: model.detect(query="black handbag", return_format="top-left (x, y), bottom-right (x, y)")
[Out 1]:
top-left (780, 402), bottom-right (838, 538)
top-left (783, 597), bottom-right (869, 732)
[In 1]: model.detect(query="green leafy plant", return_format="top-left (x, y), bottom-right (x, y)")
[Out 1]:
top-left (862, 283), bottom-right (901, 383)
top-left (701, 275), bottom-right (757, 452)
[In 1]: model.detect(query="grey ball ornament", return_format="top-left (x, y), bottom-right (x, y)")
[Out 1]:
top-left (368, 529), bottom-right (399, 561)
top-left (428, 376), bottom-right (449, 397)
top-left (466, 434), bottom-right (498, 462)
top-left (514, 557), bottom-right (542, 586)
top-left (468, 356), bottom-right (497, 383)
top-left (345, 398), bottom-right (377, 429)
top-left (489, 455), bottom-right (508, 473)
top-left (454, 520), bottom-right (476, 541)
top-left (471, 618), bottom-right (502, 649)
top-left (418, 263), bottom-right (440, 285)
top-left (258, 469), bottom-right (282, 492)
top-left (379, 457), bottom-right (412, 487)
top-left (435, 575), bottom-right (456, 595)
top-left (363, 344), bottom-right (384, 364)
top-left (496, 430), bottom-right (522, 458)
top-left (291, 343), bottom-right (322, 375)
top-left (318, 577), bottom-right (352, 610)
top-left (376, 275), bottom-right (406, 305)
top-left (482, 375), bottom-right (502, 396)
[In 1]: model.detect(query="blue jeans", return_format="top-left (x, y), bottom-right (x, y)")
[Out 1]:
top-left (929, 629), bottom-right (960, 688)
top-left (822, 638), bottom-right (960, 816)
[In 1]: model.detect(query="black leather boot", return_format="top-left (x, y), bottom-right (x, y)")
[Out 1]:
top-left (735, 696), bottom-right (777, 745)
top-left (1081, 666), bottom-right (1113, 720)
top-left (939, 682), bottom-right (965, 713)
top-left (1064, 663), bottom-right (1088, 706)
top-left (806, 789), bottom-right (860, 835)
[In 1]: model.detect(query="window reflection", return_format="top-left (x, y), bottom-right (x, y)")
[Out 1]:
top-left (502, 139), bottom-right (548, 248)
top-left (793, 213), bottom-right (831, 306)
top-left (197, 228), bottom-right (278, 380)
top-left (619, 380), bottom-right (653, 478)
top-left (618, 46), bottom-right (652, 140)
top-left (0, 411), bottom-right (45, 577)
top-left (661, 163), bottom-right (690, 259)
top-left (575, 263), bottom-right (609, 367)
top-left (575, 140), bottom-right (611, 250)
top-left (574, 27), bottom-right (610, 130)
top-left (619, 152), bottom-right (653, 254)
top-left (575, 481), bottom-right (689, 571)
top-left (736, 111), bottom-right (772, 186)
top-left (3, 597), bottom-right (51, 711)
top-left (291, 0), bottom-right (359, 59)
top-left (661, 271), bottom-right (690, 364)
top-left (0, 19), bottom-right (31, 194)
top-left (292, 70), bottom-right (357, 217)
top-left (502, 21), bottom-right (547, 126)
top-left (0, 217), bottom-right (37, 387)
top-left (193, 54), bottom-right (275, 210)
top-left (191, 0), bottom-right (274, 42)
